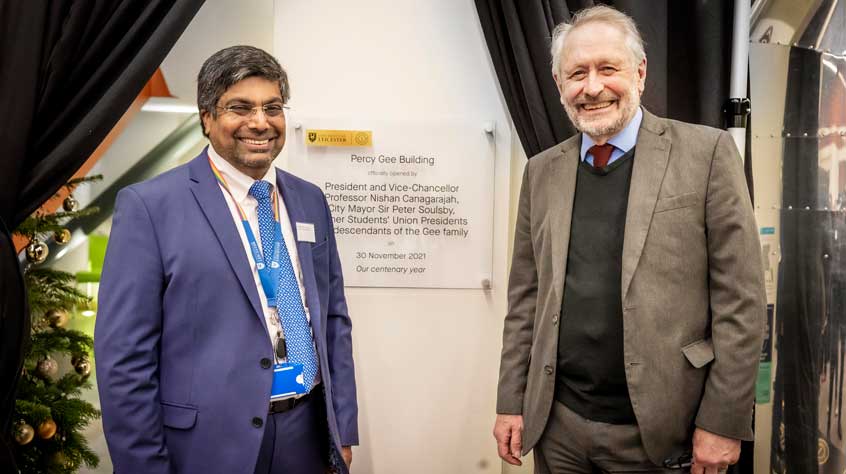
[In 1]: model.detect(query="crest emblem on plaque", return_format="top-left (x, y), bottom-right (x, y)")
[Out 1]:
top-left (308, 132), bottom-right (317, 143)
top-left (354, 132), bottom-right (370, 146)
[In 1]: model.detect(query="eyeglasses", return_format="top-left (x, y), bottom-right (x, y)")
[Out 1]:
top-left (216, 103), bottom-right (289, 118)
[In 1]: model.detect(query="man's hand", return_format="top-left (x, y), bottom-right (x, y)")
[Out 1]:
top-left (493, 414), bottom-right (524, 466)
top-left (691, 428), bottom-right (740, 474)
top-left (341, 446), bottom-right (352, 469)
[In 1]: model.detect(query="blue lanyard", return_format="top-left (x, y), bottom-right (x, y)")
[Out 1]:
top-left (209, 156), bottom-right (284, 308)
top-left (241, 218), bottom-right (284, 308)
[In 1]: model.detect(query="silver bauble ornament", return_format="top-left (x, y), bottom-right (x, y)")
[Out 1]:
top-left (14, 421), bottom-right (34, 445)
top-left (53, 228), bottom-right (71, 245)
top-left (26, 239), bottom-right (48, 264)
top-left (36, 357), bottom-right (59, 380)
top-left (45, 308), bottom-right (69, 328)
top-left (62, 195), bottom-right (79, 212)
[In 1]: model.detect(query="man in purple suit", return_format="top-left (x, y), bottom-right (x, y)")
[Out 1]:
top-left (95, 46), bottom-right (358, 473)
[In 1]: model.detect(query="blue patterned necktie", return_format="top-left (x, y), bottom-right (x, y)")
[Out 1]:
top-left (248, 180), bottom-right (318, 392)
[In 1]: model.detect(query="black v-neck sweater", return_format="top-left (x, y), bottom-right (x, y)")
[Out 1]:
top-left (555, 147), bottom-right (637, 424)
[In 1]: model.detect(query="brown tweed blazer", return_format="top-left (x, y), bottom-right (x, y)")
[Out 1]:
top-left (496, 108), bottom-right (766, 465)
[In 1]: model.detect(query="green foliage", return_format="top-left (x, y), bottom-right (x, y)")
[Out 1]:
top-left (15, 208), bottom-right (98, 238)
top-left (25, 269), bottom-right (90, 318)
top-left (12, 316), bottom-right (101, 473)
top-left (26, 328), bottom-right (94, 364)
top-left (65, 175), bottom-right (103, 187)
top-left (12, 174), bottom-right (102, 240)
top-left (11, 178), bottom-right (102, 473)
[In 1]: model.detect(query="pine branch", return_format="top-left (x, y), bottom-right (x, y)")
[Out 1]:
top-left (28, 328), bottom-right (94, 362)
top-left (16, 375), bottom-right (64, 411)
top-left (25, 268), bottom-right (90, 317)
top-left (14, 399), bottom-right (52, 425)
top-left (13, 174), bottom-right (104, 474)
top-left (65, 175), bottom-right (103, 188)
top-left (52, 397), bottom-right (100, 429)
top-left (15, 207), bottom-right (99, 238)
top-left (65, 430), bottom-right (100, 469)
top-left (13, 173), bottom-right (103, 238)
top-left (54, 372), bottom-right (93, 397)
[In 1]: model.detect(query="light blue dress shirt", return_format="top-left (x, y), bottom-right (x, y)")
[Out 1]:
top-left (580, 107), bottom-right (643, 166)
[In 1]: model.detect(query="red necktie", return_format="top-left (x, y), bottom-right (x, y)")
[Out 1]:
top-left (588, 144), bottom-right (614, 168)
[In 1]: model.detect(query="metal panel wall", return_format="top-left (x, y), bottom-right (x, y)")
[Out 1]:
top-left (751, 1), bottom-right (846, 472)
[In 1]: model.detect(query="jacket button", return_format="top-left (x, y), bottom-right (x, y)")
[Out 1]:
top-left (552, 313), bottom-right (559, 324)
top-left (252, 417), bottom-right (263, 428)
top-left (260, 358), bottom-right (271, 369)
top-left (544, 365), bottom-right (554, 375)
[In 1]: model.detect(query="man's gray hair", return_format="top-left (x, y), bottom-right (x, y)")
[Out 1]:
top-left (550, 5), bottom-right (646, 76)
top-left (197, 45), bottom-right (290, 118)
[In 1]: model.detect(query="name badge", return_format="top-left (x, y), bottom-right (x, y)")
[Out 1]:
top-left (270, 363), bottom-right (307, 399)
top-left (296, 222), bottom-right (316, 243)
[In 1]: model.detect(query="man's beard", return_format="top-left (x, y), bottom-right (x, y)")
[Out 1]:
top-left (564, 84), bottom-right (640, 139)
top-left (233, 152), bottom-right (276, 171)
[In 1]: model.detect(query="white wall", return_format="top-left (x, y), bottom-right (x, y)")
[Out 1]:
top-left (159, 0), bottom-right (274, 103)
top-left (749, 41), bottom-right (790, 474)
top-left (273, 1), bottom-right (526, 472)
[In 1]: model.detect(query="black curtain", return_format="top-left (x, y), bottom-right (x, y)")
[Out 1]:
top-left (0, 0), bottom-right (204, 468)
top-left (474, 0), bottom-right (734, 158)
top-left (771, 44), bottom-right (824, 473)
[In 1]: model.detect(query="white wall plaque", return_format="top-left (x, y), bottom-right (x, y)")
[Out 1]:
top-left (287, 118), bottom-right (495, 288)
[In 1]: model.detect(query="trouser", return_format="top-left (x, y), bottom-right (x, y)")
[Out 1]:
top-left (534, 400), bottom-right (682, 474)
top-left (254, 394), bottom-right (329, 474)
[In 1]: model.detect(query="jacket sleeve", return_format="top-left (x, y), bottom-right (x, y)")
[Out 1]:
top-left (94, 187), bottom-right (171, 472)
top-left (321, 194), bottom-right (359, 446)
top-left (496, 164), bottom-right (539, 414)
top-left (695, 131), bottom-right (766, 440)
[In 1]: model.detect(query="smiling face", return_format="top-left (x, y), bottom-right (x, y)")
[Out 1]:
top-left (554, 21), bottom-right (646, 144)
top-left (201, 76), bottom-right (287, 179)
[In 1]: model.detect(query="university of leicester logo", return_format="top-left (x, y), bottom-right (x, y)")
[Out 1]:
top-left (308, 132), bottom-right (317, 143)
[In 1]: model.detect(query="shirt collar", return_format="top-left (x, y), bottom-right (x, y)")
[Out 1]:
top-left (207, 144), bottom-right (277, 205)
top-left (579, 106), bottom-right (643, 161)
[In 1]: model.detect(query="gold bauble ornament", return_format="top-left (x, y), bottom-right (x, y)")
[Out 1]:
top-left (25, 239), bottom-right (48, 264)
top-left (53, 228), bottom-right (71, 245)
top-left (62, 195), bottom-right (79, 212)
top-left (45, 308), bottom-right (69, 328)
top-left (51, 451), bottom-right (70, 468)
top-left (37, 418), bottom-right (57, 439)
top-left (36, 357), bottom-right (59, 380)
top-left (14, 421), bottom-right (34, 445)
top-left (73, 356), bottom-right (91, 376)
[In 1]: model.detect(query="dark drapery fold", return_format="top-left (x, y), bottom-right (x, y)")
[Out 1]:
top-left (474, 0), bottom-right (735, 158)
top-left (0, 217), bottom-right (27, 470)
top-left (474, 0), bottom-right (573, 156)
top-left (0, 0), bottom-right (204, 467)
top-left (3, 0), bottom-right (205, 225)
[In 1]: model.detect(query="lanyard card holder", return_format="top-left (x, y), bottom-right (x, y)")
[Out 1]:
top-left (270, 362), bottom-right (307, 399)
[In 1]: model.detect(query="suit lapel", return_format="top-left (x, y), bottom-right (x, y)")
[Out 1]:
top-left (276, 169), bottom-right (324, 342)
top-left (188, 150), bottom-right (266, 325)
top-left (621, 111), bottom-right (671, 303)
top-left (549, 139), bottom-right (580, 304)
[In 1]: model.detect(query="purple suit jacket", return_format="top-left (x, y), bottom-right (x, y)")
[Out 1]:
top-left (95, 150), bottom-right (358, 473)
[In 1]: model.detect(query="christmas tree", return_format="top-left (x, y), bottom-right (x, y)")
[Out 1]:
top-left (10, 176), bottom-right (102, 473)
